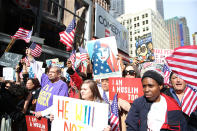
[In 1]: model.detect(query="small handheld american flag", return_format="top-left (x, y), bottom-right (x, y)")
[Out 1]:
top-left (110, 94), bottom-right (119, 131)
top-left (11, 27), bottom-right (32, 43)
top-left (29, 42), bottom-right (42, 57)
top-left (59, 19), bottom-right (76, 51)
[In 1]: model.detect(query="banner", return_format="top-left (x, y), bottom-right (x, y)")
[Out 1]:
top-left (46, 58), bottom-right (59, 67)
top-left (154, 48), bottom-right (174, 64)
top-left (86, 36), bottom-right (122, 80)
top-left (25, 115), bottom-right (48, 131)
top-left (3, 67), bottom-right (14, 80)
top-left (136, 33), bottom-right (154, 63)
top-left (109, 78), bottom-right (144, 103)
top-left (51, 96), bottom-right (109, 131)
top-left (0, 52), bottom-right (22, 68)
top-left (95, 3), bottom-right (129, 53)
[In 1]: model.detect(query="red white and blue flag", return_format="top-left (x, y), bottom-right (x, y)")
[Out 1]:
top-left (79, 47), bottom-right (88, 63)
top-left (165, 45), bottom-right (197, 116)
top-left (182, 85), bottom-right (197, 116)
top-left (59, 19), bottom-right (76, 51)
top-left (163, 64), bottom-right (171, 86)
top-left (110, 94), bottom-right (119, 131)
top-left (11, 27), bottom-right (32, 43)
top-left (29, 42), bottom-right (42, 57)
top-left (165, 45), bottom-right (197, 90)
top-left (69, 50), bottom-right (76, 70)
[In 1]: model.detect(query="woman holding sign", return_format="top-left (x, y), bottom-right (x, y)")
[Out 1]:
top-left (80, 80), bottom-right (111, 131)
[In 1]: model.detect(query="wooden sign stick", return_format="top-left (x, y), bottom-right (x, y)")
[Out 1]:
top-left (5, 38), bottom-right (16, 52)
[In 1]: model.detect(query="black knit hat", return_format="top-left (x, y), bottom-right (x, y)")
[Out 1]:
top-left (142, 70), bottom-right (164, 85)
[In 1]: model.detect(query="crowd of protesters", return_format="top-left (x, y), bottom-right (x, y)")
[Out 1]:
top-left (0, 44), bottom-right (197, 131)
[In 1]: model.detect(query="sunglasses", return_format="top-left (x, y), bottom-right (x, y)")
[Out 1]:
top-left (123, 70), bottom-right (136, 76)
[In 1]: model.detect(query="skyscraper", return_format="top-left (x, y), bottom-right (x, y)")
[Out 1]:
top-left (109, 0), bottom-right (124, 18)
top-left (165, 17), bottom-right (190, 49)
top-left (124, 0), bottom-right (164, 18)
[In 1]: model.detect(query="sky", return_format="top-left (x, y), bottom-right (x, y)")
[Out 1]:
top-left (163, 0), bottom-right (197, 44)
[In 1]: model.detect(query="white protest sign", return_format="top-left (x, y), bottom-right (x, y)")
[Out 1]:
top-left (51, 96), bottom-right (109, 131)
top-left (3, 67), bottom-right (14, 80)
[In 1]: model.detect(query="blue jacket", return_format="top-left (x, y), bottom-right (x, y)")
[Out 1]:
top-left (125, 94), bottom-right (188, 131)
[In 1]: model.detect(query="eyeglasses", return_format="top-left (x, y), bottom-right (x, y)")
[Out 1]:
top-left (123, 70), bottom-right (136, 76)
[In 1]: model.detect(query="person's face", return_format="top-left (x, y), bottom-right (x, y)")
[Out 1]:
top-left (80, 83), bottom-right (94, 101)
top-left (5, 83), bottom-right (11, 89)
top-left (137, 47), bottom-right (141, 55)
top-left (96, 47), bottom-right (110, 62)
top-left (26, 79), bottom-right (35, 90)
top-left (66, 60), bottom-right (72, 68)
top-left (124, 66), bottom-right (136, 78)
top-left (101, 79), bottom-right (109, 91)
top-left (142, 77), bottom-right (162, 102)
top-left (48, 67), bottom-right (59, 82)
top-left (170, 74), bottom-right (186, 93)
top-left (148, 43), bottom-right (153, 50)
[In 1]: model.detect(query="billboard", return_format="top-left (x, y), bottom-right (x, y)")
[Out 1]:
top-left (135, 33), bottom-right (154, 63)
top-left (95, 3), bottom-right (129, 53)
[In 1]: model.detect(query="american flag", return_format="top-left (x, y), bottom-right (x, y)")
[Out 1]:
top-left (69, 50), bottom-right (76, 70)
top-left (182, 85), bottom-right (197, 116)
top-left (78, 47), bottom-right (88, 63)
top-left (59, 19), bottom-right (76, 51)
top-left (166, 45), bottom-right (197, 90)
top-left (29, 42), bottom-right (42, 57)
top-left (163, 64), bottom-right (171, 85)
top-left (110, 94), bottom-right (119, 131)
top-left (11, 27), bottom-right (32, 43)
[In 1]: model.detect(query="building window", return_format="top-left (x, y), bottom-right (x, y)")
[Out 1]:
top-left (143, 28), bottom-right (145, 32)
top-left (146, 20), bottom-right (148, 24)
top-left (135, 37), bottom-right (137, 40)
top-left (123, 21), bottom-right (125, 25)
top-left (127, 20), bottom-right (129, 24)
top-left (143, 21), bottom-right (145, 25)
top-left (131, 50), bottom-right (133, 54)
top-left (137, 23), bottom-right (140, 26)
top-left (137, 16), bottom-right (139, 20)
top-left (134, 24), bottom-right (136, 27)
top-left (146, 27), bottom-right (149, 31)
top-left (130, 44), bottom-right (132, 48)
top-left (142, 14), bottom-right (144, 18)
top-left (130, 32), bottom-right (132, 35)
top-left (134, 17), bottom-right (136, 21)
top-left (146, 13), bottom-right (148, 17)
top-left (130, 19), bottom-right (132, 23)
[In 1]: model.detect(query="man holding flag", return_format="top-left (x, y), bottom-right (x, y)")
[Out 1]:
top-left (164, 45), bottom-right (197, 130)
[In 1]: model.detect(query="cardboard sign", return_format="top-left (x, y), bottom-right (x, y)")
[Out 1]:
top-left (86, 36), bottom-right (122, 80)
top-left (25, 115), bottom-right (48, 131)
top-left (109, 78), bottom-right (144, 103)
top-left (51, 96), bottom-right (109, 131)
top-left (3, 67), bottom-right (14, 80)
top-left (0, 52), bottom-right (22, 68)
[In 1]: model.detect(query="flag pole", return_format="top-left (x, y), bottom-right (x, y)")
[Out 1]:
top-left (5, 38), bottom-right (16, 52)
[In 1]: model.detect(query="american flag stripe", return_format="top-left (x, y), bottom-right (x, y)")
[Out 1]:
top-left (29, 42), bottom-right (42, 57)
top-left (59, 19), bottom-right (76, 51)
top-left (166, 45), bottom-right (197, 90)
top-left (110, 114), bottom-right (119, 131)
top-left (181, 86), bottom-right (197, 116)
top-left (11, 27), bottom-right (32, 43)
top-left (163, 64), bottom-right (171, 85)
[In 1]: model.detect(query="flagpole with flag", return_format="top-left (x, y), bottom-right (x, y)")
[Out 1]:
top-left (5, 38), bottom-right (16, 52)
top-left (5, 27), bottom-right (33, 52)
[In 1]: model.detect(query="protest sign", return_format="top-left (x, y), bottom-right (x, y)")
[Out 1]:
top-left (109, 77), bottom-right (144, 103)
top-left (46, 58), bottom-right (59, 67)
top-left (51, 96), bottom-right (109, 131)
top-left (86, 36), bottom-right (122, 80)
top-left (25, 115), bottom-right (48, 131)
top-left (154, 48), bottom-right (174, 64)
top-left (3, 67), bottom-right (14, 80)
top-left (0, 52), bottom-right (22, 68)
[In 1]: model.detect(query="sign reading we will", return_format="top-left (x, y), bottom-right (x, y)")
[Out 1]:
top-left (52, 96), bottom-right (109, 131)
top-left (109, 78), bottom-right (144, 103)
